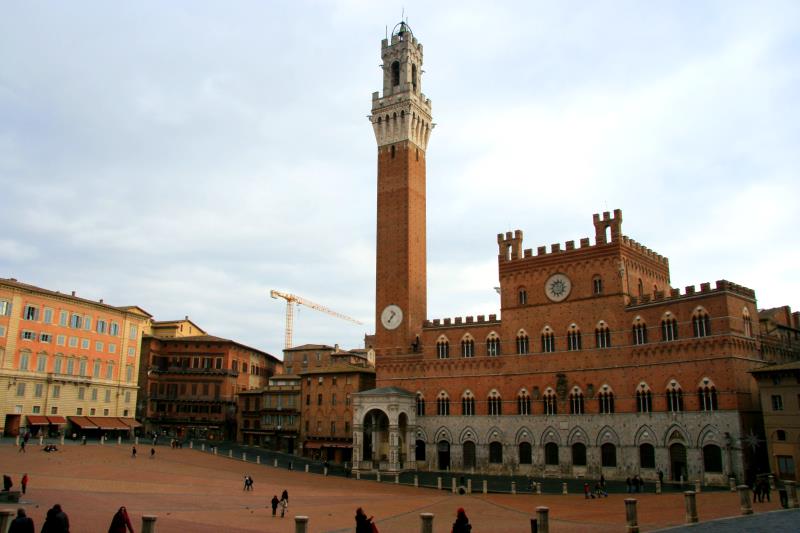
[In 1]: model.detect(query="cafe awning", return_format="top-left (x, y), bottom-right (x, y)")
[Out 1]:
top-left (69, 416), bottom-right (99, 429)
top-left (47, 416), bottom-right (67, 425)
top-left (118, 418), bottom-right (142, 428)
top-left (88, 417), bottom-right (130, 430)
top-left (26, 415), bottom-right (50, 425)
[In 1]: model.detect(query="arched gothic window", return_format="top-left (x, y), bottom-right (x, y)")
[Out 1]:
top-left (598, 387), bottom-right (615, 414)
top-left (595, 323), bottom-right (611, 349)
top-left (698, 379), bottom-right (718, 411)
top-left (636, 383), bottom-right (652, 413)
top-left (541, 328), bottom-right (555, 353)
top-left (567, 325), bottom-right (582, 351)
top-left (391, 61), bottom-right (400, 86)
top-left (436, 338), bottom-right (450, 359)
top-left (517, 390), bottom-right (531, 415)
top-left (742, 308), bottom-right (753, 337)
top-left (461, 337), bottom-right (474, 358)
top-left (692, 310), bottom-right (711, 337)
top-left (633, 319), bottom-right (648, 345)
top-left (569, 388), bottom-right (584, 415)
top-left (518, 288), bottom-right (527, 305)
top-left (488, 390), bottom-right (502, 416)
top-left (661, 315), bottom-right (678, 341)
top-left (486, 334), bottom-right (501, 357)
top-left (543, 388), bottom-right (557, 415)
top-left (666, 381), bottom-right (684, 412)
top-left (436, 392), bottom-right (450, 416)
top-left (416, 393), bottom-right (425, 416)
top-left (461, 391), bottom-right (475, 416)
top-left (593, 275), bottom-right (603, 295)
top-left (516, 332), bottom-right (529, 355)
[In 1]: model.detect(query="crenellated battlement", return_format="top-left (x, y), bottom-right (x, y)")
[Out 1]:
top-left (497, 209), bottom-right (670, 266)
top-left (423, 314), bottom-right (501, 329)
top-left (627, 279), bottom-right (756, 307)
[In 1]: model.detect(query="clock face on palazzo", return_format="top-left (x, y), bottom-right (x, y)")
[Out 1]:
top-left (380, 304), bottom-right (403, 330)
top-left (545, 273), bottom-right (572, 302)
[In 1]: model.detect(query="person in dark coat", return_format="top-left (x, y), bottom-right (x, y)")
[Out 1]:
top-left (281, 489), bottom-right (288, 505)
top-left (21, 474), bottom-right (28, 494)
top-left (41, 504), bottom-right (70, 533)
top-left (355, 507), bottom-right (374, 533)
top-left (108, 506), bottom-right (134, 533)
top-left (452, 507), bottom-right (471, 533)
top-left (3, 474), bottom-right (13, 491)
top-left (270, 495), bottom-right (279, 517)
top-left (9, 508), bottom-right (34, 533)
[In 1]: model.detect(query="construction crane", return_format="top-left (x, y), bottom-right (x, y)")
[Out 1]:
top-left (270, 290), bottom-right (363, 349)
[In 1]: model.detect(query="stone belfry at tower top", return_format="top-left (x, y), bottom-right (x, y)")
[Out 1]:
top-left (370, 22), bottom-right (433, 150)
top-left (371, 22), bottom-right (433, 357)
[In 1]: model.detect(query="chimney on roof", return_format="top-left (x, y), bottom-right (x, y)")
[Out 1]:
top-left (71, 291), bottom-right (76, 296)
top-left (334, 344), bottom-right (340, 351)
top-left (185, 315), bottom-right (189, 320)
top-left (99, 299), bottom-right (104, 303)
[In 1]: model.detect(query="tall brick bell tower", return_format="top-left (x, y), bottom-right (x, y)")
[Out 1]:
top-left (371, 22), bottom-right (433, 356)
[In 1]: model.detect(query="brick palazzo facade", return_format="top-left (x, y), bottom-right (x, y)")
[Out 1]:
top-left (352, 23), bottom-right (797, 484)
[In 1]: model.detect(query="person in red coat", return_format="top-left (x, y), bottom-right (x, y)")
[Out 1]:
top-left (108, 506), bottom-right (134, 533)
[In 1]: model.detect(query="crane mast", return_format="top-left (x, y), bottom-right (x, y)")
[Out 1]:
top-left (270, 290), bottom-right (363, 349)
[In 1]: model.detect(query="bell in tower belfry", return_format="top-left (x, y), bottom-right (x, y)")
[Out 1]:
top-left (371, 22), bottom-right (433, 356)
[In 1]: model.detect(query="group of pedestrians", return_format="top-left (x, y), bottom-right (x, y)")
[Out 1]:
top-left (7, 504), bottom-right (135, 533)
top-left (626, 475), bottom-right (645, 493)
top-left (753, 477), bottom-right (772, 502)
top-left (269, 489), bottom-right (289, 518)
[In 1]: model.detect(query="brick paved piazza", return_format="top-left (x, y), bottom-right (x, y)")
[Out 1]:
top-left (0, 443), bottom-right (787, 532)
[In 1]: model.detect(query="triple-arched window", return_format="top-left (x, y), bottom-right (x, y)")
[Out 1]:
top-left (416, 393), bottom-right (425, 416)
top-left (516, 331), bottom-right (530, 355)
top-left (436, 337), bottom-right (450, 359)
top-left (569, 387), bottom-right (584, 414)
top-left (488, 390), bottom-right (502, 416)
top-left (666, 380), bottom-right (684, 412)
top-left (460, 336), bottom-right (474, 358)
top-left (486, 333), bottom-right (501, 357)
top-left (567, 325), bottom-right (582, 351)
top-left (698, 378), bottom-right (718, 411)
top-left (461, 391), bottom-right (475, 416)
top-left (541, 327), bottom-right (555, 353)
top-left (543, 388), bottom-right (557, 415)
top-left (661, 314), bottom-right (678, 341)
top-left (595, 322), bottom-right (611, 349)
top-left (598, 386), bottom-right (615, 414)
top-left (436, 392), bottom-right (450, 416)
top-left (692, 309), bottom-right (712, 337)
top-left (636, 383), bottom-right (652, 413)
top-left (517, 390), bottom-right (531, 415)
top-left (633, 318), bottom-right (648, 345)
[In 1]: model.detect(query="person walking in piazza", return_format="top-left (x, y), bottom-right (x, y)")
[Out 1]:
top-left (279, 495), bottom-right (288, 518)
top-left (281, 489), bottom-right (289, 506)
top-left (270, 495), bottom-right (280, 517)
top-left (150, 448), bottom-right (155, 459)
top-left (19, 439), bottom-right (25, 453)
top-left (3, 474), bottom-right (13, 491)
top-left (41, 504), bottom-right (70, 533)
top-left (452, 507), bottom-right (472, 533)
top-left (657, 468), bottom-right (664, 485)
top-left (20, 473), bottom-right (28, 494)
top-left (131, 446), bottom-right (137, 458)
top-left (8, 508), bottom-right (34, 533)
top-left (107, 506), bottom-right (134, 533)
top-left (355, 507), bottom-right (374, 533)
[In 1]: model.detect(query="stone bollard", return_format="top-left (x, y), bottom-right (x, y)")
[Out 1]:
top-left (305, 464), bottom-right (309, 473)
top-left (274, 458), bottom-right (279, 467)
top-left (376, 472), bottom-right (381, 483)
top-left (694, 480), bottom-right (701, 493)
top-left (356, 471), bottom-right (360, 480)
top-left (257, 456), bottom-right (261, 465)
top-left (324, 467), bottom-right (328, 476)
top-left (395, 473), bottom-right (399, 484)
top-left (188, 440), bottom-right (193, 449)
top-left (536, 506), bottom-right (549, 533)
top-left (118, 436), bottom-right (122, 445)
top-left (141, 515), bottom-right (157, 533)
top-left (437, 477), bottom-right (442, 490)
top-left (201, 443), bottom-right (205, 452)
top-left (452, 477), bottom-right (457, 494)
top-left (228, 450), bottom-right (233, 458)
top-left (684, 491), bottom-right (698, 523)
top-left (414, 475), bottom-right (419, 487)
top-left (100, 436), bottom-right (105, 446)
top-left (467, 479), bottom-right (472, 494)
top-left (15, 435), bottom-right (20, 446)
top-left (213, 447), bottom-right (217, 455)
top-left (482, 479), bottom-right (488, 494)
top-left (785, 480), bottom-right (798, 508)
top-left (39, 435), bottom-right (44, 446)
top-left (768, 474), bottom-right (776, 491)
top-left (729, 477), bottom-right (736, 492)
top-left (536, 482), bottom-right (542, 495)
top-left (625, 499), bottom-right (639, 533)
top-left (511, 481), bottom-right (516, 495)
top-left (294, 515), bottom-right (309, 533)
top-left (420, 512), bottom-right (434, 533)
top-left (562, 482), bottom-right (568, 495)
top-left (655, 480), bottom-right (662, 495)
top-left (135, 437), bottom-right (139, 445)
top-left (242, 452), bottom-right (247, 461)
top-left (0, 509), bottom-right (14, 533)
top-left (737, 485), bottom-right (753, 515)
top-left (60, 434), bottom-right (65, 445)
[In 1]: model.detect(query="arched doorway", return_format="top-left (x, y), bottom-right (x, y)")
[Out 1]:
top-left (463, 441), bottom-right (476, 469)
top-left (670, 443), bottom-right (687, 481)
top-left (437, 440), bottom-right (450, 470)
top-left (362, 409), bottom-right (390, 468)
top-left (398, 413), bottom-right (408, 467)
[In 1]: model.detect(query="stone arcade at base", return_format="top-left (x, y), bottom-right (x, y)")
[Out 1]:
top-left (352, 22), bottom-right (791, 485)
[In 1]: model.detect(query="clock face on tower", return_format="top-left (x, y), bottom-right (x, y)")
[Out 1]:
top-left (380, 304), bottom-right (403, 330)
top-left (545, 273), bottom-right (572, 302)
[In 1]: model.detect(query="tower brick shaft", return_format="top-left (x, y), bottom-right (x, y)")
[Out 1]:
top-left (371, 23), bottom-right (433, 355)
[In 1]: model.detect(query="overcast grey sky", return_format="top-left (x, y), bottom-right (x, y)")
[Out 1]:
top-left (2, 1), bottom-right (798, 358)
